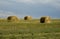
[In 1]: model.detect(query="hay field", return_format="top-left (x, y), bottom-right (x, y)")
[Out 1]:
top-left (0, 19), bottom-right (60, 39)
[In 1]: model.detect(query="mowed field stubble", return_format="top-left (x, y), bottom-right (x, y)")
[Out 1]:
top-left (0, 19), bottom-right (60, 39)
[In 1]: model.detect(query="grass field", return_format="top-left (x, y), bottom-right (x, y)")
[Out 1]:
top-left (0, 19), bottom-right (60, 39)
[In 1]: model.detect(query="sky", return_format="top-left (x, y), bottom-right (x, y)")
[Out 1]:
top-left (0, 0), bottom-right (60, 18)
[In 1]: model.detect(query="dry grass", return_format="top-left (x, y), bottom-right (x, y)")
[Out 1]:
top-left (0, 19), bottom-right (60, 39)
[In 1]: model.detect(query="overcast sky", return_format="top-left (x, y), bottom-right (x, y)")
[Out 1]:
top-left (0, 0), bottom-right (60, 18)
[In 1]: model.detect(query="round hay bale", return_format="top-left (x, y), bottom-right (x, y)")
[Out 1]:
top-left (7, 16), bottom-right (19, 22)
top-left (40, 16), bottom-right (51, 23)
top-left (24, 16), bottom-right (32, 20)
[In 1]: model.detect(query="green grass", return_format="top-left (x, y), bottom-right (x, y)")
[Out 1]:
top-left (0, 19), bottom-right (60, 39)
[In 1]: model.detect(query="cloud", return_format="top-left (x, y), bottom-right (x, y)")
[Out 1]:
top-left (0, 0), bottom-right (60, 18)
top-left (8, 0), bottom-right (60, 8)
top-left (11, 0), bottom-right (34, 3)
top-left (0, 0), bottom-right (60, 7)
top-left (0, 0), bottom-right (13, 5)
top-left (0, 10), bottom-right (30, 18)
top-left (12, 0), bottom-right (59, 4)
top-left (0, 10), bottom-right (17, 18)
